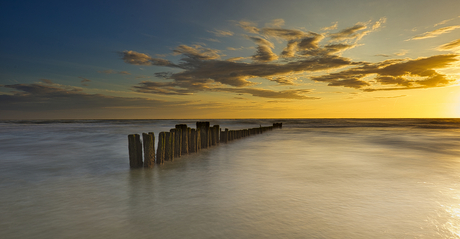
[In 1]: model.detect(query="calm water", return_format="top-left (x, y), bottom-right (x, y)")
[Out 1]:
top-left (1, 119), bottom-right (460, 238)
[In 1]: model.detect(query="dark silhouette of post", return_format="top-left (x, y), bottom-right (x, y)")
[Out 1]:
top-left (128, 134), bottom-right (143, 168)
top-left (171, 128), bottom-right (181, 158)
top-left (196, 128), bottom-right (201, 152)
top-left (189, 128), bottom-right (196, 153)
top-left (176, 124), bottom-right (189, 155)
top-left (157, 132), bottom-right (165, 165)
top-left (197, 122), bottom-right (210, 149)
top-left (165, 131), bottom-right (174, 162)
top-left (142, 132), bottom-right (155, 168)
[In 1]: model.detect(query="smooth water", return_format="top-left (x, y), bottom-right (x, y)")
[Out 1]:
top-left (1, 119), bottom-right (460, 238)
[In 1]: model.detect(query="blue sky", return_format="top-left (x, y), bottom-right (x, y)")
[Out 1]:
top-left (1, 0), bottom-right (460, 119)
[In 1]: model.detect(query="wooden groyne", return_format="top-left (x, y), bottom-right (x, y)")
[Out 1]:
top-left (128, 122), bottom-right (282, 168)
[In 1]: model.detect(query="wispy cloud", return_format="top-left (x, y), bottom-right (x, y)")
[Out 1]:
top-left (434, 17), bottom-right (456, 27)
top-left (265, 19), bottom-right (285, 28)
top-left (407, 25), bottom-right (460, 40)
top-left (207, 29), bottom-right (234, 37)
top-left (120, 51), bottom-right (178, 66)
top-left (438, 38), bottom-right (460, 51)
top-left (321, 22), bottom-right (338, 31)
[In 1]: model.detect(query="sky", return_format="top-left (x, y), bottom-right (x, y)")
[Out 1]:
top-left (1, 0), bottom-right (460, 119)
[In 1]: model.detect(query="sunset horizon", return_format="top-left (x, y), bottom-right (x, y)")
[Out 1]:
top-left (1, 0), bottom-right (460, 119)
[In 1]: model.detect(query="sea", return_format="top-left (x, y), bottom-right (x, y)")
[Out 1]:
top-left (1, 118), bottom-right (460, 238)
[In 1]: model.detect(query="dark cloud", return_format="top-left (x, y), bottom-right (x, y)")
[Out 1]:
top-left (252, 45), bottom-right (278, 62)
top-left (133, 81), bottom-right (194, 95)
top-left (266, 76), bottom-right (297, 85)
top-left (79, 77), bottom-right (91, 83)
top-left (213, 87), bottom-right (319, 100)
top-left (173, 45), bottom-right (222, 60)
top-left (120, 19), bottom-right (459, 97)
top-left (0, 83), bottom-right (173, 111)
top-left (311, 54), bottom-right (458, 90)
top-left (120, 51), bottom-right (178, 67)
top-left (79, 77), bottom-right (91, 86)
top-left (329, 24), bottom-right (367, 40)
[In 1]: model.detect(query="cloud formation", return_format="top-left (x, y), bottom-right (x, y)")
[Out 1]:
top-left (0, 83), bottom-right (173, 111)
top-left (120, 51), bottom-right (178, 67)
top-left (120, 19), bottom-right (458, 99)
top-left (311, 54), bottom-right (458, 90)
top-left (408, 25), bottom-right (460, 40)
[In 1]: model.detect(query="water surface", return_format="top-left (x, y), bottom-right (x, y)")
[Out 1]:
top-left (1, 119), bottom-right (460, 238)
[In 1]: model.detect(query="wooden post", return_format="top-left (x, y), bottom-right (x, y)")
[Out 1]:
top-left (157, 132), bottom-right (165, 165)
top-left (212, 125), bottom-right (220, 145)
top-left (172, 128), bottom-right (181, 158)
top-left (197, 122), bottom-right (210, 149)
top-left (176, 124), bottom-right (189, 155)
top-left (128, 134), bottom-right (143, 168)
top-left (196, 128), bottom-right (201, 152)
top-left (165, 131), bottom-right (174, 162)
top-left (190, 128), bottom-right (196, 153)
top-left (142, 132), bottom-right (155, 168)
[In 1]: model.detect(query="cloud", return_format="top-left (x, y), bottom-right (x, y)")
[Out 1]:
top-left (120, 51), bottom-right (178, 67)
top-left (408, 25), bottom-right (460, 40)
top-left (226, 57), bottom-right (248, 62)
top-left (121, 19), bottom-right (458, 97)
top-left (173, 44), bottom-right (223, 60)
top-left (237, 21), bottom-right (260, 33)
top-left (376, 50), bottom-right (408, 57)
top-left (133, 81), bottom-right (194, 95)
top-left (40, 79), bottom-right (53, 84)
top-left (265, 19), bottom-right (285, 28)
top-left (203, 38), bottom-right (220, 42)
top-left (79, 77), bottom-right (91, 83)
top-left (208, 29), bottom-right (234, 37)
top-left (213, 87), bottom-right (319, 99)
top-left (322, 22), bottom-right (338, 31)
top-left (266, 76), bottom-right (297, 85)
top-left (311, 54), bottom-right (458, 90)
top-left (329, 24), bottom-right (367, 40)
top-left (329, 18), bottom-right (386, 41)
top-left (438, 38), bottom-right (460, 51)
top-left (98, 69), bottom-right (131, 75)
top-left (434, 18), bottom-right (456, 27)
top-left (252, 45), bottom-right (278, 62)
top-left (0, 83), bottom-right (174, 111)
top-left (79, 77), bottom-right (91, 86)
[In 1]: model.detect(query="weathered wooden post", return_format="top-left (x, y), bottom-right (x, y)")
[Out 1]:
top-left (128, 134), bottom-right (143, 168)
top-left (176, 124), bottom-right (189, 155)
top-left (165, 131), bottom-right (174, 162)
top-left (196, 128), bottom-right (201, 152)
top-left (212, 125), bottom-right (220, 145)
top-left (189, 128), bottom-right (196, 153)
top-left (172, 128), bottom-right (181, 158)
top-left (197, 122), bottom-right (210, 149)
top-left (142, 132), bottom-right (155, 168)
top-left (157, 132), bottom-right (165, 165)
